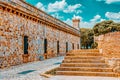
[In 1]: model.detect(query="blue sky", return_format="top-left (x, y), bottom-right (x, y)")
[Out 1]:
top-left (25, 0), bottom-right (120, 28)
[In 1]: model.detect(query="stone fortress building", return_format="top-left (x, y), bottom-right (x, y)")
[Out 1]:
top-left (0, 0), bottom-right (80, 68)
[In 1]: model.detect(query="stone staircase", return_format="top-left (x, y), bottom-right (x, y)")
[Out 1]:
top-left (56, 49), bottom-right (119, 77)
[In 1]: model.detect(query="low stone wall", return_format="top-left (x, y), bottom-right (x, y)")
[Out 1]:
top-left (95, 32), bottom-right (120, 72)
top-left (95, 32), bottom-right (120, 57)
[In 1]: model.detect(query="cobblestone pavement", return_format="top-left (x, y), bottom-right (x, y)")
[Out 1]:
top-left (0, 56), bottom-right (64, 80)
top-left (0, 56), bottom-right (120, 80)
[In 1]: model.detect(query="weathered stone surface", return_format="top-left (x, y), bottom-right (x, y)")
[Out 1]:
top-left (95, 32), bottom-right (120, 73)
top-left (56, 49), bottom-right (119, 77)
top-left (0, 0), bottom-right (80, 68)
top-left (95, 32), bottom-right (120, 57)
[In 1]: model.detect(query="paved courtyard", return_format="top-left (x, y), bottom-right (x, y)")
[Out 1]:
top-left (0, 56), bottom-right (120, 80)
top-left (0, 56), bottom-right (64, 80)
top-left (49, 76), bottom-right (120, 80)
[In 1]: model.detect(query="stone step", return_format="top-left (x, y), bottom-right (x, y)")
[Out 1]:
top-left (63, 59), bottom-right (105, 63)
top-left (65, 56), bottom-right (103, 60)
top-left (64, 58), bottom-right (103, 61)
top-left (56, 49), bottom-right (119, 77)
top-left (73, 49), bottom-right (99, 52)
top-left (56, 71), bottom-right (118, 77)
top-left (67, 53), bottom-right (103, 56)
top-left (57, 67), bottom-right (113, 72)
top-left (60, 63), bottom-right (108, 67)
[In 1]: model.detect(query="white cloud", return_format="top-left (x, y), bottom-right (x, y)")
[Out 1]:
top-left (64, 13), bottom-right (120, 28)
top-left (64, 15), bottom-right (82, 26)
top-left (51, 13), bottom-right (63, 19)
top-left (105, 12), bottom-right (120, 19)
top-left (80, 21), bottom-right (96, 28)
top-left (64, 18), bottom-right (95, 28)
top-left (96, 0), bottom-right (120, 4)
top-left (75, 10), bottom-right (82, 14)
top-left (64, 18), bottom-right (72, 26)
top-left (73, 15), bottom-right (83, 20)
top-left (100, 19), bottom-right (106, 21)
top-left (105, 12), bottom-right (120, 22)
top-left (106, 0), bottom-right (120, 4)
top-left (63, 4), bottom-right (82, 13)
top-left (48, 0), bottom-right (67, 12)
top-left (47, 0), bottom-right (82, 14)
top-left (64, 15), bottom-right (105, 28)
top-left (96, 0), bottom-right (104, 1)
top-left (35, 2), bottom-right (45, 11)
top-left (81, 15), bottom-right (106, 28)
top-left (90, 15), bottom-right (101, 22)
top-left (80, 15), bottom-right (101, 28)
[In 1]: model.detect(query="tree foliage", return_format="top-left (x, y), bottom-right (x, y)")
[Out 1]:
top-left (91, 42), bottom-right (98, 49)
top-left (93, 20), bottom-right (120, 36)
top-left (80, 20), bottom-right (120, 49)
top-left (80, 28), bottom-right (94, 49)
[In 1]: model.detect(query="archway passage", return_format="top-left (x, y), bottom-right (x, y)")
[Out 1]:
top-left (24, 36), bottom-right (28, 54)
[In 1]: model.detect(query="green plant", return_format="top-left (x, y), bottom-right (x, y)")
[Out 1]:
top-left (91, 42), bottom-right (98, 49)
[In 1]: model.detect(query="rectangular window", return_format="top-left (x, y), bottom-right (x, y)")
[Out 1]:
top-left (57, 41), bottom-right (59, 55)
top-left (24, 36), bottom-right (28, 54)
top-left (77, 44), bottom-right (79, 49)
top-left (66, 42), bottom-right (68, 52)
top-left (72, 43), bottom-right (74, 50)
top-left (44, 38), bottom-right (47, 53)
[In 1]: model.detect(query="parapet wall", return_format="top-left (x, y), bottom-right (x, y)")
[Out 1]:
top-left (95, 32), bottom-right (120, 58)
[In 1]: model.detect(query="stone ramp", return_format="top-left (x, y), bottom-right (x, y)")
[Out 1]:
top-left (56, 49), bottom-right (119, 77)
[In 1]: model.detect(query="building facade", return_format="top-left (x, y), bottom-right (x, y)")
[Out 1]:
top-left (0, 0), bottom-right (80, 68)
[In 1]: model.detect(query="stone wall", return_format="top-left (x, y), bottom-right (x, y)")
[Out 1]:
top-left (0, 0), bottom-right (80, 68)
top-left (94, 32), bottom-right (120, 58)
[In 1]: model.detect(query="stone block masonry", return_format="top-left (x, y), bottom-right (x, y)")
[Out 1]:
top-left (0, 0), bottom-right (80, 68)
top-left (95, 32), bottom-right (120, 73)
top-left (95, 32), bottom-right (120, 57)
